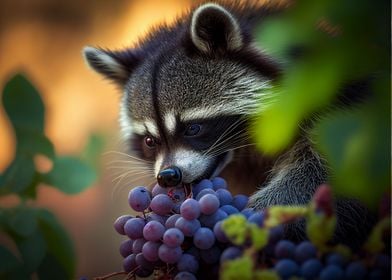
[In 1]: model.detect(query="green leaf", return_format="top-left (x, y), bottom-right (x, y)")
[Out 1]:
top-left (0, 245), bottom-right (30, 280)
top-left (221, 255), bottom-right (253, 280)
top-left (0, 155), bottom-right (35, 194)
top-left (41, 156), bottom-right (96, 194)
top-left (37, 209), bottom-right (75, 279)
top-left (306, 211), bottom-right (336, 249)
top-left (6, 207), bottom-right (38, 237)
top-left (37, 253), bottom-right (69, 280)
top-left (254, 269), bottom-right (280, 280)
top-left (2, 74), bottom-right (45, 133)
top-left (249, 225), bottom-right (269, 250)
top-left (0, 245), bottom-right (20, 273)
top-left (15, 130), bottom-right (55, 160)
top-left (363, 217), bottom-right (391, 253)
top-left (17, 229), bottom-right (46, 273)
top-left (82, 134), bottom-right (105, 169)
top-left (221, 215), bottom-right (248, 246)
top-left (313, 94), bottom-right (390, 208)
top-left (18, 172), bottom-right (41, 200)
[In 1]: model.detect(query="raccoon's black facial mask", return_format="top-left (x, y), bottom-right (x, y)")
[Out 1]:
top-left (128, 115), bottom-right (247, 185)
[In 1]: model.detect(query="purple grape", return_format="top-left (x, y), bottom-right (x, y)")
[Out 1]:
top-left (199, 194), bottom-right (220, 215)
top-left (319, 265), bottom-right (344, 280)
top-left (146, 212), bottom-right (167, 225)
top-left (134, 267), bottom-right (154, 278)
top-left (124, 217), bottom-right (145, 239)
top-left (195, 189), bottom-right (217, 201)
top-left (150, 194), bottom-right (174, 215)
top-left (175, 217), bottom-right (201, 237)
top-left (165, 214), bottom-right (181, 228)
top-left (200, 245), bottom-right (221, 264)
top-left (301, 259), bottom-right (323, 280)
top-left (199, 209), bottom-right (228, 229)
top-left (213, 221), bottom-right (229, 243)
top-left (295, 241), bottom-right (317, 264)
top-left (326, 253), bottom-right (347, 267)
top-left (143, 220), bottom-right (165, 241)
top-left (128, 186), bottom-right (151, 212)
top-left (152, 183), bottom-right (167, 197)
top-left (180, 198), bottom-right (201, 220)
top-left (114, 215), bottom-right (132, 235)
top-left (220, 205), bottom-right (239, 215)
top-left (193, 227), bottom-right (215, 250)
top-left (174, 272), bottom-right (197, 280)
top-left (232, 194), bottom-right (249, 211)
top-left (192, 179), bottom-right (213, 196)
top-left (170, 188), bottom-right (187, 213)
top-left (247, 211), bottom-right (264, 227)
top-left (142, 241), bottom-right (161, 262)
top-left (211, 177), bottom-right (227, 190)
top-left (345, 261), bottom-right (367, 280)
top-left (177, 253), bottom-right (199, 273)
top-left (216, 189), bottom-right (233, 205)
top-left (268, 225), bottom-right (284, 244)
top-left (132, 238), bottom-right (146, 254)
top-left (123, 254), bottom-right (136, 272)
top-left (220, 247), bottom-right (242, 262)
top-left (168, 187), bottom-right (187, 202)
top-left (275, 259), bottom-right (299, 279)
top-left (158, 244), bottom-right (182, 263)
top-left (275, 240), bottom-right (296, 259)
top-left (163, 228), bottom-right (184, 247)
top-left (135, 252), bottom-right (154, 270)
top-left (374, 254), bottom-right (391, 270)
top-left (119, 239), bottom-right (133, 258)
top-left (240, 208), bottom-right (254, 218)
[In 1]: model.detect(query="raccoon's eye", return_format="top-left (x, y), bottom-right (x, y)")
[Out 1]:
top-left (185, 124), bottom-right (201, 137)
top-left (144, 136), bottom-right (156, 148)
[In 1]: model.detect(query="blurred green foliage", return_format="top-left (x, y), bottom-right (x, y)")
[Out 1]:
top-left (0, 74), bottom-right (102, 279)
top-left (252, 0), bottom-right (390, 207)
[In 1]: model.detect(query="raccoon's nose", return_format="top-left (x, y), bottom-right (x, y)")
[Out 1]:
top-left (157, 166), bottom-right (182, 188)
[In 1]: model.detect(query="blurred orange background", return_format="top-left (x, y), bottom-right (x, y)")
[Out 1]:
top-left (0, 0), bottom-right (191, 278)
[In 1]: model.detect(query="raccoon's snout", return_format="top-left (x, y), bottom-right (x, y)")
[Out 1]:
top-left (157, 166), bottom-right (182, 188)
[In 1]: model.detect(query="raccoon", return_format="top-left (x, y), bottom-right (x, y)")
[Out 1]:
top-left (83, 1), bottom-right (374, 249)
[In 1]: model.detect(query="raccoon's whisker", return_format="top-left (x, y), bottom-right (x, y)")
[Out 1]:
top-left (204, 134), bottom-right (252, 157)
top-left (103, 150), bottom-right (153, 163)
top-left (111, 171), bottom-right (154, 201)
top-left (204, 129), bottom-right (249, 157)
top-left (108, 160), bottom-right (150, 165)
top-left (111, 173), bottom-right (155, 202)
top-left (107, 163), bottom-right (151, 169)
top-left (111, 170), bottom-right (153, 183)
top-left (206, 143), bottom-right (256, 158)
top-left (107, 166), bottom-right (152, 171)
top-left (145, 179), bottom-right (158, 190)
top-left (203, 118), bottom-right (246, 157)
top-left (107, 163), bottom-right (153, 174)
top-left (108, 168), bottom-right (153, 178)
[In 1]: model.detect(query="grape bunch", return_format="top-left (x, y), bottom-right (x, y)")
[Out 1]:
top-left (113, 179), bottom-right (391, 280)
top-left (114, 177), bottom-right (253, 279)
top-left (251, 229), bottom-right (391, 280)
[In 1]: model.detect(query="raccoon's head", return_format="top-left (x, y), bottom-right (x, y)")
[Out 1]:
top-left (83, 3), bottom-right (279, 187)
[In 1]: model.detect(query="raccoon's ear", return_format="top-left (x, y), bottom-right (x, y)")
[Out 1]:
top-left (190, 3), bottom-right (243, 54)
top-left (82, 46), bottom-right (141, 85)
